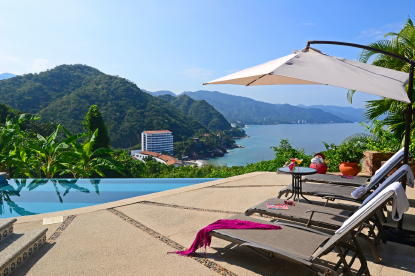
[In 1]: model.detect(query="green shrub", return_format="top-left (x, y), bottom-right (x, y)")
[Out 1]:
top-left (323, 134), bottom-right (369, 172)
top-left (272, 139), bottom-right (312, 168)
top-left (363, 121), bottom-right (401, 153)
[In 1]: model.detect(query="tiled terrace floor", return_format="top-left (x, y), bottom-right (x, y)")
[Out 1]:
top-left (7, 172), bottom-right (415, 275)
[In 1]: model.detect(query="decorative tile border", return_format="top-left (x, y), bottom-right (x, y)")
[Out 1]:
top-left (48, 215), bottom-right (76, 243)
top-left (2, 216), bottom-right (76, 276)
top-left (208, 185), bottom-right (280, 188)
top-left (137, 201), bottom-right (243, 215)
top-left (0, 226), bottom-right (13, 242)
top-left (108, 208), bottom-right (238, 276)
top-left (0, 232), bottom-right (47, 276)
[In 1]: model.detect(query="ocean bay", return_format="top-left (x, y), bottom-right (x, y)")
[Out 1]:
top-left (207, 123), bottom-right (368, 167)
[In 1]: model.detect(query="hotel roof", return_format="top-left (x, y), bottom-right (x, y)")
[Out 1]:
top-left (142, 130), bottom-right (172, 134)
top-left (139, 150), bottom-right (179, 165)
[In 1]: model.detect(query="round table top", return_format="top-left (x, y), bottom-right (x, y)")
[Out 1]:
top-left (278, 166), bottom-right (317, 175)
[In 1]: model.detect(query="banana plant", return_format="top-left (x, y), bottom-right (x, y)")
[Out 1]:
top-left (0, 115), bottom-right (37, 177)
top-left (62, 129), bottom-right (123, 178)
top-left (30, 124), bottom-right (80, 178)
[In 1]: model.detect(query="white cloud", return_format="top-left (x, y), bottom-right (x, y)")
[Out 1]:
top-left (358, 22), bottom-right (403, 40)
top-left (30, 58), bottom-right (51, 73)
top-left (182, 67), bottom-right (214, 79)
top-left (0, 54), bottom-right (23, 74)
top-left (0, 53), bottom-right (54, 74)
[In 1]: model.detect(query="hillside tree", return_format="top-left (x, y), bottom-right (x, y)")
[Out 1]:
top-left (83, 105), bottom-right (110, 150)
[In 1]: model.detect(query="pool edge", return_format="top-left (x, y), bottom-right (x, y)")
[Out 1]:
top-left (8, 172), bottom-right (265, 223)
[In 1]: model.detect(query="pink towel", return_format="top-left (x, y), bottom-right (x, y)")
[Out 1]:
top-left (173, 219), bottom-right (282, 256)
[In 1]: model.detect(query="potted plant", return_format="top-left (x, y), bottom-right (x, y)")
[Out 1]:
top-left (336, 142), bottom-right (364, 176)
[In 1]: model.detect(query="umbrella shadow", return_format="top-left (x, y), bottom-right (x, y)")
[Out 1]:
top-left (200, 246), bottom-right (315, 275)
top-left (377, 241), bottom-right (415, 273)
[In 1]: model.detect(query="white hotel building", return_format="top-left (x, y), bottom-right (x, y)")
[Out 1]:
top-left (141, 130), bottom-right (173, 154)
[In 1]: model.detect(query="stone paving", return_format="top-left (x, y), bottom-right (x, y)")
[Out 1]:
top-left (6, 172), bottom-right (415, 275)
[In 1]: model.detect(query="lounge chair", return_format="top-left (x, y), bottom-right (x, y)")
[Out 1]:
top-left (211, 183), bottom-right (406, 276)
top-left (303, 173), bottom-right (369, 187)
top-left (278, 148), bottom-right (405, 202)
top-left (247, 165), bottom-right (413, 230)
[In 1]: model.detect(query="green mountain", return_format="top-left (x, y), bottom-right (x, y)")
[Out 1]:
top-left (183, 90), bottom-right (349, 124)
top-left (0, 65), bottom-right (208, 148)
top-left (301, 105), bottom-right (366, 123)
top-left (152, 90), bottom-right (176, 96)
top-left (0, 65), bottom-right (102, 114)
top-left (157, 94), bottom-right (231, 131)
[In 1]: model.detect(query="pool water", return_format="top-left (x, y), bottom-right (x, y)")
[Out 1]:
top-left (0, 178), bottom-right (218, 218)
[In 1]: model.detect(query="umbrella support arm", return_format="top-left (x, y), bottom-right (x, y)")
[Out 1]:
top-left (306, 40), bottom-right (415, 66)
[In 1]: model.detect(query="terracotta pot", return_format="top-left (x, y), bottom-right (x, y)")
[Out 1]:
top-left (339, 162), bottom-right (360, 176)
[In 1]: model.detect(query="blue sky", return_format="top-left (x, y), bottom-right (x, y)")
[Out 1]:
top-left (0, 0), bottom-right (413, 107)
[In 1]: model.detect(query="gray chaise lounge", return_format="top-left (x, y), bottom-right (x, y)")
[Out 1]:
top-left (247, 165), bottom-right (411, 230)
top-left (211, 186), bottom-right (402, 276)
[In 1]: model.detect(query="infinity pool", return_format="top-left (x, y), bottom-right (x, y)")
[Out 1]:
top-left (0, 178), bottom-right (218, 218)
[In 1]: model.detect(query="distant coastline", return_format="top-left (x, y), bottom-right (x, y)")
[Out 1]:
top-left (206, 123), bottom-right (368, 167)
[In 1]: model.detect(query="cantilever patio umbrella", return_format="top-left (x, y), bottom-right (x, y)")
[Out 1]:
top-left (204, 40), bottom-right (415, 244)
top-left (204, 47), bottom-right (410, 102)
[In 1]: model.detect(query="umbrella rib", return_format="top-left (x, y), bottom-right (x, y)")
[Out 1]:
top-left (337, 58), bottom-right (408, 84)
top-left (245, 73), bottom-right (271, 86)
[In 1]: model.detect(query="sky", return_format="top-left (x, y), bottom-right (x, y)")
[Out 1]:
top-left (0, 0), bottom-right (413, 107)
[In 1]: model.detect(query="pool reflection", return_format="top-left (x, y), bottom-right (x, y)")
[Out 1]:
top-left (0, 178), bottom-right (100, 216)
top-left (0, 178), bottom-right (218, 218)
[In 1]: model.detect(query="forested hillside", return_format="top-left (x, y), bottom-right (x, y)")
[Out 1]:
top-left (0, 65), bottom-right (214, 148)
top-left (158, 94), bottom-right (231, 131)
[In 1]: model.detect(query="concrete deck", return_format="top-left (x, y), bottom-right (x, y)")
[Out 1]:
top-left (7, 172), bottom-right (415, 275)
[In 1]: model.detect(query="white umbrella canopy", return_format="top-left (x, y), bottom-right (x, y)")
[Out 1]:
top-left (204, 48), bottom-right (410, 103)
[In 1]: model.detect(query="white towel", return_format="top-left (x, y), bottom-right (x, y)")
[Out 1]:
top-left (337, 182), bottom-right (409, 234)
top-left (390, 182), bottom-right (410, 221)
top-left (361, 164), bottom-right (414, 206)
top-left (351, 185), bottom-right (368, 199)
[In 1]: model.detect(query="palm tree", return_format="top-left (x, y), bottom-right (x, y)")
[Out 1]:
top-left (350, 18), bottom-right (415, 141)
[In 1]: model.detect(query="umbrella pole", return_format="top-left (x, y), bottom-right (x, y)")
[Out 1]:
top-left (306, 40), bottom-right (415, 245)
top-left (399, 64), bottom-right (414, 230)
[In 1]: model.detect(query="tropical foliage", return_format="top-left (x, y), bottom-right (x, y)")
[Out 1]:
top-left (0, 115), bottom-right (123, 178)
top-left (362, 120), bottom-right (401, 153)
top-left (350, 18), bottom-right (415, 143)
